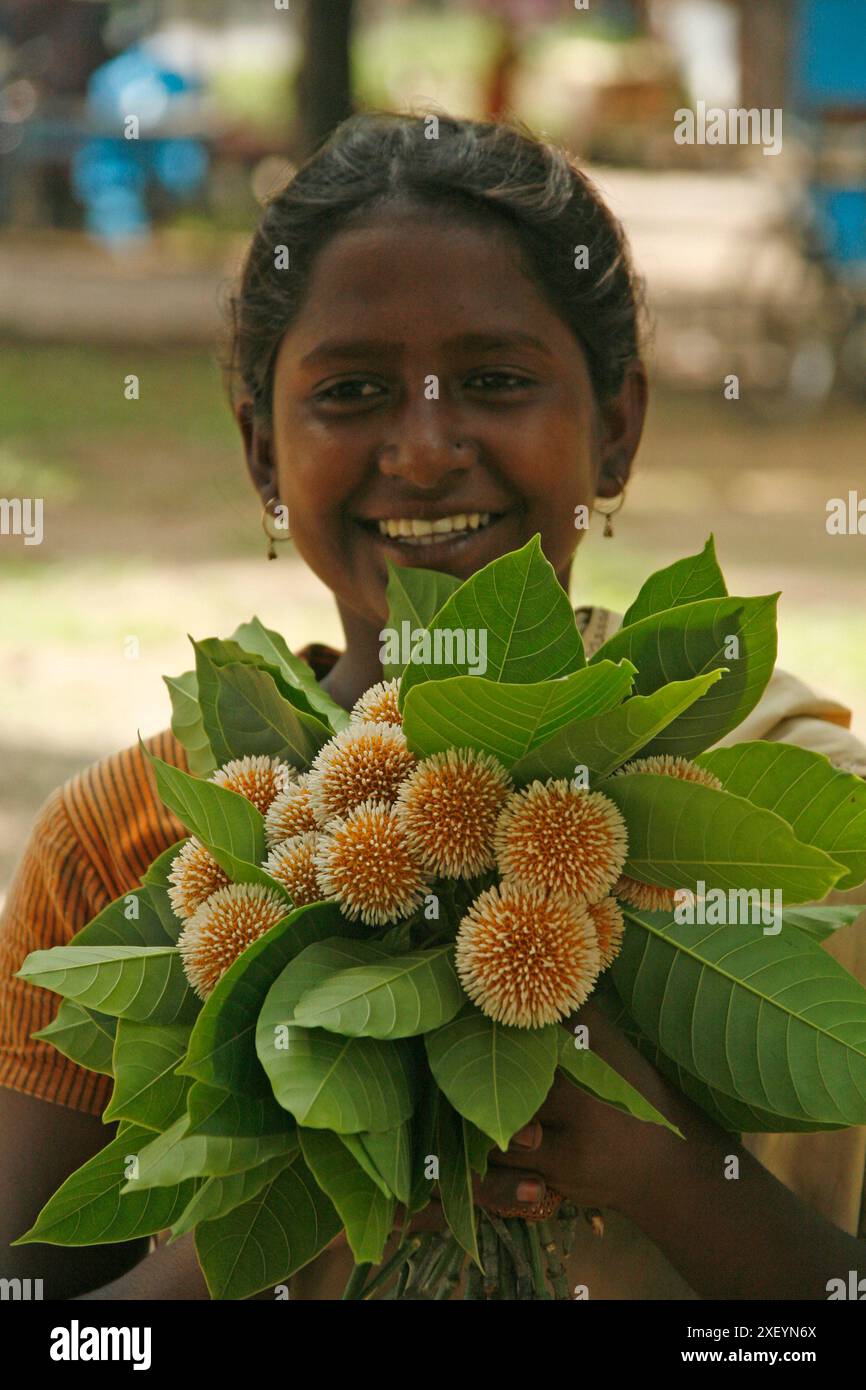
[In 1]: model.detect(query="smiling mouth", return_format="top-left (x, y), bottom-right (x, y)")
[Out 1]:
top-left (358, 511), bottom-right (506, 547)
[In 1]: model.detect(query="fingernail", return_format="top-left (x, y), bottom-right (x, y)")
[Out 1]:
top-left (511, 1125), bottom-right (537, 1149)
top-left (516, 1180), bottom-right (543, 1204)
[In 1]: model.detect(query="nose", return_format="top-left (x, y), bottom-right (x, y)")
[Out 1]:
top-left (375, 399), bottom-right (475, 489)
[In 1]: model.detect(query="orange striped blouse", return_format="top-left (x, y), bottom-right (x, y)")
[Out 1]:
top-left (0, 644), bottom-right (340, 1116)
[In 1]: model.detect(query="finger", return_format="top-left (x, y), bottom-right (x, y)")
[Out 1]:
top-left (508, 1120), bottom-right (543, 1152)
top-left (473, 1167), bottom-right (546, 1213)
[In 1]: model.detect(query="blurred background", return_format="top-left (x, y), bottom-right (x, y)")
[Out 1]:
top-left (1, 0), bottom-right (865, 897)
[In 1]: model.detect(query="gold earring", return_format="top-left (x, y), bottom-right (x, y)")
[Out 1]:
top-left (261, 497), bottom-right (291, 560)
top-left (593, 487), bottom-right (627, 539)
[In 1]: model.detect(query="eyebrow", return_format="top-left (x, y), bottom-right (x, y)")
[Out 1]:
top-left (299, 331), bottom-right (554, 368)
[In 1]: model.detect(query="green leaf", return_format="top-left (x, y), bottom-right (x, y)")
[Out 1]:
top-left (14, 1125), bottom-right (194, 1246)
top-left (257, 939), bottom-right (418, 1133)
top-left (185, 1082), bottom-right (292, 1138)
top-left (436, 1098), bottom-right (480, 1266)
top-left (408, 1083), bottom-right (440, 1214)
top-left (194, 639), bottom-right (330, 769)
top-left (338, 1133), bottom-right (393, 1198)
top-left (777, 905), bottom-right (865, 942)
top-left (299, 1127), bottom-right (395, 1265)
top-left (590, 594), bottom-right (779, 758)
top-left (181, 902), bottom-right (357, 1097)
top-left (383, 563), bottom-right (462, 680)
top-left (621, 536), bottom-right (727, 628)
top-left (511, 671), bottom-right (723, 783)
top-left (293, 944), bottom-right (464, 1039)
top-left (164, 669), bottom-right (217, 776)
top-left (72, 887), bottom-right (175, 948)
top-left (103, 1020), bottom-right (192, 1130)
top-left (556, 1032), bottom-right (682, 1136)
top-left (425, 1005), bottom-right (559, 1151)
top-left (398, 536), bottom-right (585, 707)
top-left (125, 1114), bottom-right (299, 1189)
top-left (356, 1122), bottom-right (413, 1205)
top-left (463, 1119), bottom-right (494, 1179)
top-left (140, 841), bottom-right (187, 942)
top-left (697, 741), bottom-right (866, 892)
top-left (231, 616), bottom-right (350, 731)
top-left (195, 1151), bottom-right (342, 1299)
top-left (401, 661), bottom-right (635, 766)
top-left (32, 1000), bottom-right (116, 1076)
top-left (169, 1152), bottom-right (295, 1239)
top-left (144, 747), bottom-right (266, 875)
top-left (603, 772), bottom-right (844, 905)
top-left (17, 945), bottom-right (199, 1025)
top-left (612, 907), bottom-right (866, 1126)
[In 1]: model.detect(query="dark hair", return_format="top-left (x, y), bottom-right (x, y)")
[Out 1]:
top-left (227, 112), bottom-right (644, 425)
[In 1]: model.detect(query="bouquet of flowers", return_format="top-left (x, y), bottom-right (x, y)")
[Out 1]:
top-left (16, 537), bottom-right (866, 1299)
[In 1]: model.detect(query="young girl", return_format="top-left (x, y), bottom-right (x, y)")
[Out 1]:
top-left (2, 113), bottom-right (865, 1301)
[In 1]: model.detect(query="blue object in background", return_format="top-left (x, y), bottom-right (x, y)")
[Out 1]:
top-left (792, 0), bottom-right (866, 109)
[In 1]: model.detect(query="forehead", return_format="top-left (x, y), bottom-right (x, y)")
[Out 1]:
top-left (274, 211), bottom-right (586, 367)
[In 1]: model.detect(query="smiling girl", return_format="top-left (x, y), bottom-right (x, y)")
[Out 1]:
top-left (2, 113), bottom-right (866, 1301)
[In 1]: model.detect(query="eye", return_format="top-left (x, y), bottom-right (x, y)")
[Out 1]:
top-left (463, 370), bottom-right (536, 394)
top-left (313, 378), bottom-right (388, 409)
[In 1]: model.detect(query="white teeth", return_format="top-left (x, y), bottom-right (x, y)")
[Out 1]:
top-left (376, 512), bottom-right (492, 542)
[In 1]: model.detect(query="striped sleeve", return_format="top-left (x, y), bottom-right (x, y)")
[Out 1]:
top-left (0, 729), bottom-right (188, 1116)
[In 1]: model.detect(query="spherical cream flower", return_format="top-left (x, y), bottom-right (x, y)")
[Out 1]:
top-left (613, 876), bottom-right (677, 913)
top-left (315, 799), bottom-right (428, 926)
top-left (265, 776), bottom-right (317, 847)
top-left (178, 883), bottom-right (287, 999)
top-left (209, 754), bottom-right (295, 815)
top-left (264, 832), bottom-right (322, 907)
top-left (455, 883), bottom-right (602, 1029)
top-left (167, 837), bottom-right (230, 921)
top-left (585, 895), bottom-right (625, 969)
top-left (307, 721), bottom-right (415, 823)
top-left (614, 753), bottom-right (722, 790)
top-left (494, 780), bottom-right (628, 902)
top-left (394, 747), bottom-right (512, 878)
top-left (350, 679), bottom-right (402, 727)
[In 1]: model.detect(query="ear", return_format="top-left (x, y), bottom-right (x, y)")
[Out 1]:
top-left (595, 361), bottom-right (648, 499)
top-left (235, 397), bottom-right (278, 503)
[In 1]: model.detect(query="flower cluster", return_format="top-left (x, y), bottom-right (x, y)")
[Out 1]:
top-left (170, 687), bottom-right (717, 1023)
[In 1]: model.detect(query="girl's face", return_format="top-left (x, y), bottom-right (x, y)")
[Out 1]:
top-left (244, 209), bottom-right (645, 628)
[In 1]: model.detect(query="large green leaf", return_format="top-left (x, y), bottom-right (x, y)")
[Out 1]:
top-left (195, 1150), bottom-right (342, 1299)
top-left (621, 536), bottom-right (727, 628)
top-left (293, 944), bottom-right (463, 1039)
top-left (612, 907), bottom-right (866, 1126)
top-left (697, 741), bottom-right (866, 893)
top-left (17, 945), bottom-right (199, 1025)
top-left (72, 887), bottom-right (175, 948)
top-left (590, 594), bottom-right (779, 758)
top-left (408, 1083), bottom-right (440, 1214)
top-left (181, 903), bottom-right (357, 1097)
top-left (145, 748), bottom-right (266, 875)
top-left (511, 671), bottom-right (723, 784)
top-left (170, 1152), bottom-right (296, 1239)
top-left (401, 661), bottom-right (635, 765)
top-left (185, 1082), bottom-right (292, 1138)
top-left (356, 1122), bottom-right (413, 1205)
top-left (164, 668), bottom-right (217, 776)
top-left (140, 841), bottom-right (188, 942)
top-left (398, 536), bottom-right (585, 706)
top-left (425, 1005), bottom-right (559, 1151)
top-left (299, 1127), bottom-right (395, 1264)
top-left (436, 1097), bottom-right (480, 1266)
top-left (257, 939), bottom-right (418, 1134)
top-left (103, 1020), bottom-right (192, 1130)
top-left (14, 1125), bottom-right (194, 1246)
top-left (194, 639), bottom-right (331, 769)
top-left (383, 563), bottom-right (462, 681)
top-left (777, 905), bottom-right (865, 942)
top-left (231, 616), bottom-right (350, 731)
top-left (556, 1031), bottom-right (681, 1135)
top-left (126, 1114), bottom-right (299, 1189)
top-left (32, 1000), bottom-right (117, 1076)
top-left (603, 772), bottom-right (844, 904)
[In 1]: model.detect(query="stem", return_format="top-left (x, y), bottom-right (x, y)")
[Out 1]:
top-left (361, 1237), bottom-right (423, 1301)
top-left (504, 1219), bottom-right (534, 1300)
top-left (538, 1219), bottom-right (571, 1301)
top-left (480, 1214), bottom-right (499, 1299)
top-left (419, 1236), bottom-right (459, 1298)
top-left (434, 1243), bottom-right (466, 1300)
top-left (463, 1259), bottom-right (485, 1299)
top-left (341, 1261), bottom-right (372, 1300)
top-left (526, 1221), bottom-right (552, 1300)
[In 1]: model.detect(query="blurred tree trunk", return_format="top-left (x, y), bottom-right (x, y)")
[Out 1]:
top-left (295, 0), bottom-right (356, 159)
